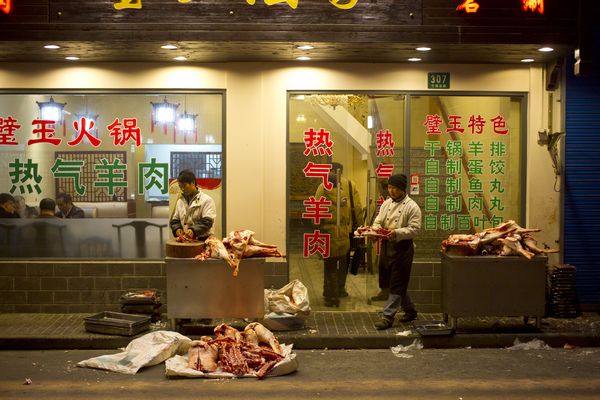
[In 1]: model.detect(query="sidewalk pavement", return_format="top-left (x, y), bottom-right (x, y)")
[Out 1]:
top-left (0, 312), bottom-right (599, 351)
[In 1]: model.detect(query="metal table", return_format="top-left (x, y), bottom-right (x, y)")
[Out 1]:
top-left (166, 257), bottom-right (265, 330)
top-left (441, 252), bottom-right (547, 330)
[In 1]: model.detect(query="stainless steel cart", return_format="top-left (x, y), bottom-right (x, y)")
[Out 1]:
top-left (166, 257), bottom-right (265, 330)
top-left (441, 252), bottom-right (547, 330)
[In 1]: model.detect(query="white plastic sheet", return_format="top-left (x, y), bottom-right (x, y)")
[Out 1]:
top-left (391, 339), bottom-right (423, 357)
top-left (77, 331), bottom-right (191, 375)
top-left (507, 338), bottom-right (552, 351)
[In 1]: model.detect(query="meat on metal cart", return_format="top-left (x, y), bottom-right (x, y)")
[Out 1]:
top-left (441, 252), bottom-right (547, 331)
top-left (166, 257), bottom-right (265, 331)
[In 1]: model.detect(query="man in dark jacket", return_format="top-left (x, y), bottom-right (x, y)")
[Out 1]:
top-left (0, 193), bottom-right (18, 218)
top-left (55, 193), bottom-right (85, 219)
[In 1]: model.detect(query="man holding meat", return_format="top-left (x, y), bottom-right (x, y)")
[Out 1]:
top-left (170, 169), bottom-right (217, 241)
top-left (370, 174), bottom-right (422, 330)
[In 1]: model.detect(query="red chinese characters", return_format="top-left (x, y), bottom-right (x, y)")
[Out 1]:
top-left (303, 162), bottom-right (333, 191)
top-left (303, 231), bottom-right (330, 258)
top-left (29, 120), bottom-right (61, 146)
top-left (468, 115), bottom-right (486, 134)
top-left (108, 118), bottom-right (141, 146)
top-left (376, 130), bottom-right (395, 156)
top-left (522, 0), bottom-right (544, 14)
top-left (0, 116), bottom-right (21, 145)
top-left (447, 115), bottom-right (465, 134)
top-left (456, 0), bottom-right (479, 13)
top-left (302, 196), bottom-right (332, 225)
top-left (69, 117), bottom-right (102, 147)
top-left (376, 163), bottom-right (394, 178)
top-left (0, 0), bottom-right (12, 14)
top-left (304, 128), bottom-right (333, 156)
top-left (490, 115), bottom-right (509, 135)
top-left (424, 114), bottom-right (443, 134)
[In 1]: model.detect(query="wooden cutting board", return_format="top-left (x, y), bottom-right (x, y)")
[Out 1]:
top-left (166, 239), bottom-right (205, 258)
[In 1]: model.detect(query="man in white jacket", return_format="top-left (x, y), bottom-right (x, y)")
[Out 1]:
top-left (170, 169), bottom-right (217, 241)
top-left (371, 174), bottom-right (422, 330)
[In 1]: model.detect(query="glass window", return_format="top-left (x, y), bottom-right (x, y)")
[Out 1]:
top-left (288, 92), bottom-right (524, 312)
top-left (0, 92), bottom-right (224, 259)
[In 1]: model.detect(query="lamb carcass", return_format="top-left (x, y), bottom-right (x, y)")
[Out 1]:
top-left (195, 236), bottom-right (237, 269)
top-left (187, 339), bottom-right (219, 373)
top-left (245, 322), bottom-right (282, 355)
top-left (214, 323), bottom-right (243, 343)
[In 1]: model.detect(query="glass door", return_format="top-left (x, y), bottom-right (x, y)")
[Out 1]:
top-left (288, 93), bottom-right (405, 311)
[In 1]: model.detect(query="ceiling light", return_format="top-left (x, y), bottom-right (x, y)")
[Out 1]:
top-left (521, 58), bottom-right (535, 62)
top-left (162, 45), bottom-right (178, 50)
top-left (539, 47), bottom-right (554, 52)
top-left (65, 57), bottom-right (79, 60)
top-left (298, 45), bottom-right (314, 50)
top-left (416, 47), bottom-right (431, 51)
top-left (297, 56), bottom-right (311, 60)
top-left (174, 56), bottom-right (187, 60)
top-left (44, 45), bottom-right (60, 49)
top-left (408, 58), bottom-right (421, 62)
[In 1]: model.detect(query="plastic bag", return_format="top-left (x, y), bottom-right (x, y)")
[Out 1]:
top-left (261, 279), bottom-right (311, 331)
top-left (507, 338), bottom-right (552, 351)
top-left (77, 330), bottom-right (191, 375)
top-left (390, 339), bottom-right (423, 357)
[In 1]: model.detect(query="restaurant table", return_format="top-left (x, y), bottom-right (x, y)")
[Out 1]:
top-left (441, 252), bottom-right (547, 331)
top-left (165, 257), bottom-right (265, 330)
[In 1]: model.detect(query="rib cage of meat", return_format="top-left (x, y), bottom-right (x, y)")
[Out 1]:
top-left (187, 323), bottom-right (285, 379)
top-left (195, 230), bottom-right (286, 277)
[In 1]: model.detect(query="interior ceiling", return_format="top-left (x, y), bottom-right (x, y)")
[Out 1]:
top-left (0, 40), bottom-right (573, 65)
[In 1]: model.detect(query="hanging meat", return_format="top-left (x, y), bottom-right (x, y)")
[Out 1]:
top-left (186, 323), bottom-right (285, 379)
top-left (441, 220), bottom-right (560, 258)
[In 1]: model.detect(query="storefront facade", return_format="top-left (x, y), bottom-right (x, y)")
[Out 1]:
top-left (0, 0), bottom-right (591, 313)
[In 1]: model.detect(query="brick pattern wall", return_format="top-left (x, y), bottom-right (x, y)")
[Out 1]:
top-left (0, 261), bottom-right (288, 314)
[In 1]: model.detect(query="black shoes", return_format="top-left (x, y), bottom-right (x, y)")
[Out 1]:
top-left (324, 297), bottom-right (340, 308)
top-left (397, 313), bottom-right (418, 323)
top-left (370, 289), bottom-right (390, 301)
top-left (339, 289), bottom-right (349, 298)
top-left (374, 318), bottom-right (393, 330)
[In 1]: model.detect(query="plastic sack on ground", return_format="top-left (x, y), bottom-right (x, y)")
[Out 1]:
top-left (77, 330), bottom-right (191, 375)
top-left (165, 343), bottom-right (298, 379)
top-left (507, 338), bottom-right (552, 351)
top-left (391, 339), bottom-right (423, 357)
top-left (260, 279), bottom-right (311, 331)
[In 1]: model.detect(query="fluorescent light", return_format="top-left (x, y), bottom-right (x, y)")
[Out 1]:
top-left (44, 45), bottom-right (60, 49)
top-left (521, 58), bottom-right (535, 62)
top-left (416, 47), bottom-right (431, 51)
top-left (65, 57), bottom-right (79, 60)
top-left (174, 56), bottom-right (187, 60)
top-left (408, 58), bottom-right (421, 62)
top-left (162, 45), bottom-right (178, 50)
top-left (298, 45), bottom-right (314, 50)
top-left (297, 56), bottom-right (311, 60)
top-left (367, 116), bottom-right (373, 129)
top-left (539, 47), bottom-right (554, 52)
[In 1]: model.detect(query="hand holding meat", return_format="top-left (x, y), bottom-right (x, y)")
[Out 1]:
top-left (354, 226), bottom-right (393, 240)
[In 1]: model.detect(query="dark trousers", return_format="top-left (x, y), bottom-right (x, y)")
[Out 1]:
top-left (323, 254), bottom-right (348, 299)
top-left (379, 239), bottom-right (417, 320)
